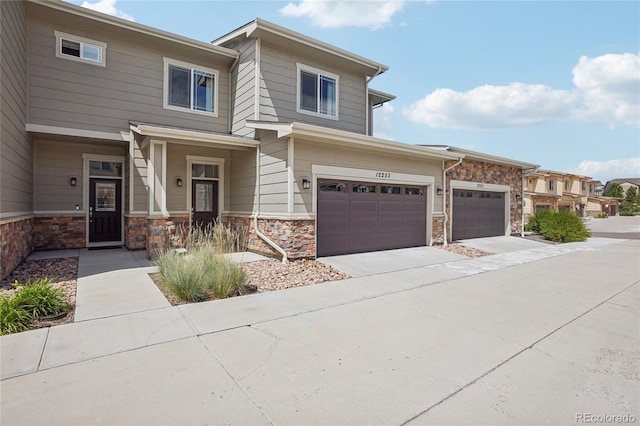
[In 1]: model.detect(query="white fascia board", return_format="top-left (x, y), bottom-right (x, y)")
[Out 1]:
top-left (130, 124), bottom-right (259, 148)
top-left (29, 0), bottom-right (238, 60)
top-left (26, 123), bottom-right (129, 141)
top-left (444, 147), bottom-right (539, 170)
top-left (246, 120), bottom-right (462, 161)
top-left (214, 19), bottom-right (388, 76)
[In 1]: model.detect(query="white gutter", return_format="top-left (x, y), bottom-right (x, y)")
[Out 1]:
top-left (253, 144), bottom-right (288, 264)
top-left (442, 157), bottom-right (463, 246)
top-left (365, 67), bottom-right (384, 136)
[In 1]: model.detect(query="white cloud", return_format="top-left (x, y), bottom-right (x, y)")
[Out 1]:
top-left (404, 83), bottom-right (579, 130)
top-left (372, 103), bottom-right (395, 139)
top-left (572, 53), bottom-right (640, 127)
top-left (570, 158), bottom-right (640, 182)
top-left (280, 0), bottom-right (405, 29)
top-left (405, 53), bottom-right (640, 130)
top-left (81, 0), bottom-right (134, 21)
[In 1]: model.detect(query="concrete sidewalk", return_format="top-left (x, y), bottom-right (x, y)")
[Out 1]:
top-left (1, 238), bottom-right (638, 425)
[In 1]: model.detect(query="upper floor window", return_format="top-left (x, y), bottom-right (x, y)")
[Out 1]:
top-left (297, 63), bottom-right (338, 120)
top-left (163, 58), bottom-right (218, 116)
top-left (549, 180), bottom-right (555, 191)
top-left (564, 180), bottom-right (569, 191)
top-left (582, 182), bottom-right (586, 192)
top-left (55, 31), bottom-right (106, 67)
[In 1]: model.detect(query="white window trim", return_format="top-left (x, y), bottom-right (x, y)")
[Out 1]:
top-left (149, 140), bottom-right (168, 216)
top-left (186, 155), bottom-right (225, 225)
top-left (55, 31), bottom-right (106, 67)
top-left (296, 63), bottom-right (339, 121)
top-left (163, 57), bottom-right (219, 117)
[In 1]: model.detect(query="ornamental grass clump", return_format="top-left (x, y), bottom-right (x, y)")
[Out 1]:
top-left (525, 210), bottom-right (591, 243)
top-left (0, 278), bottom-right (70, 335)
top-left (154, 245), bottom-right (247, 303)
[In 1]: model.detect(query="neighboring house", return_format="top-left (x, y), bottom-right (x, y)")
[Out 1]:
top-left (593, 180), bottom-right (604, 196)
top-left (603, 178), bottom-right (640, 198)
top-left (1, 0), bottom-right (536, 277)
top-left (524, 170), bottom-right (619, 219)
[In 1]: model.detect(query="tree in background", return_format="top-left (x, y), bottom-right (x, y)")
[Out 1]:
top-left (620, 186), bottom-right (639, 216)
top-left (625, 186), bottom-right (637, 203)
top-left (605, 183), bottom-right (624, 198)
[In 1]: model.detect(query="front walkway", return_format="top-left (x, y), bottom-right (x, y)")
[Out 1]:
top-left (1, 237), bottom-right (637, 424)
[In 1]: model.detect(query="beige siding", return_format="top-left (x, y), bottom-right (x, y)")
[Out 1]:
top-left (259, 133), bottom-right (288, 213)
top-left (1, 0), bottom-right (32, 214)
top-left (34, 139), bottom-right (126, 211)
top-left (294, 140), bottom-right (443, 214)
top-left (165, 144), bottom-right (231, 213)
top-left (229, 149), bottom-right (257, 213)
top-left (26, 5), bottom-right (232, 135)
top-left (259, 41), bottom-right (366, 134)
top-left (230, 40), bottom-right (257, 137)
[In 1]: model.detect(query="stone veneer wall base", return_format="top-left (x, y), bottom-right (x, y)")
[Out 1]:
top-left (32, 216), bottom-right (85, 251)
top-left (1, 217), bottom-right (34, 279)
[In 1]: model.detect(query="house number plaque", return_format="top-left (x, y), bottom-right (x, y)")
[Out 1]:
top-left (375, 172), bottom-right (391, 179)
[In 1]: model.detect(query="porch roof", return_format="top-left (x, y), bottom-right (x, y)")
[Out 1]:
top-left (246, 121), bottom-right (463, 161)
top-left (129, 123), bottom-right (259, 150)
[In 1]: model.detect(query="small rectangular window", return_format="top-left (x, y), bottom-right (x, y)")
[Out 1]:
top-left (55, 31), bottom-right (106, 66)
top-left (320, 181), bottom-right (347, 192)
top-left (381, 186), bottom-right (401, 194)
top-left (353, 184), bottom-right (376, 193)
top-left (89, 161), bottom-right (122, 177)
top-left (192, 164), bottom-right (218, 179)
top-left (297, 63), bottom-right (338, 119)
top-left (164, 58), bottom-right (218, 116)
top-left (405, 187), bottom-right (422, 195)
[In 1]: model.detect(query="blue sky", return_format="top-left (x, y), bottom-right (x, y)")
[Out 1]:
top-left (69, 0), bottom-right (639, 183)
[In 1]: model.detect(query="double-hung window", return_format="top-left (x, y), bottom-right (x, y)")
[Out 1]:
top-left (55, 31), bottom-right (106, 66)
top-left (297, 64), bottom-right (338, 119)
top-left (164, 58), bottom-right (218, 116)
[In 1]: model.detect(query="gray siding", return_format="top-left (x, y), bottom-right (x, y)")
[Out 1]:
top-left (34, 139), bottom-right (126, 211)
top-left (294, 140), bottom-right (444, 214)
top-left (26, 4), bottom-right (232, 135)
top-left (1, 0), bottom-right (32, 215)
top-left (230, 40), bottom-right (257, 137)
top-left (259, 41), bottom-right (367, 134)
top-left (259, 133), bottom-right (288, 213)
top-left (229, 149), bottom-right (257, 213)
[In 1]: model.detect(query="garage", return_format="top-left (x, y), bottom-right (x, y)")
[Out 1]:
top-left (317, 179), bottom-right (427, 257)
top-left (452, 189), bottom-right (506, 240)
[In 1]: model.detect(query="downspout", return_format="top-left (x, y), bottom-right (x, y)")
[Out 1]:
top-left (227, 54), bottom-right (240, 134)
top-left (442, 157), bottom-right (463, 246)
top-left (521, 167), bottom-right (539, 236)
top-left (365, 67), bottom-right (383, 136)
top-left (253, 143), bottom-right (288, 264)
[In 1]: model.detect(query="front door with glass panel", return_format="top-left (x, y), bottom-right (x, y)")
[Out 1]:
top-left (88, 160), bottom-right (123, 244)
top-left (191, 180), bottom-right (218, 226)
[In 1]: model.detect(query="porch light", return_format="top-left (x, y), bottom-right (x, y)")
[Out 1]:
top-left (69, 176), bottom-right (77, 187)
top-left (176, 177), bottom-right (183, 187)
top-left (301, 178), bottom-right (311, 190)
top-left (436, 187), bottom-right (443, 195)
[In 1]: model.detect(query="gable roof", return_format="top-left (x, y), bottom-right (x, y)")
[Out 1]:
top-left (213, 18), bottom-right (388, 77)
top-left (29, 0), bottom-right (238, 60)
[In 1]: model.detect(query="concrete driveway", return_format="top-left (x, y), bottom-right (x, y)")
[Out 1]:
top-left (587, 215), bottom-right (640, 239)
top-left (1, 237), bottom-right (638, 425)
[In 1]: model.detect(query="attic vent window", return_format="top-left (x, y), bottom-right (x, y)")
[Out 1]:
top-left (55, 31), bottom-right (106, 66)
top-left (297, 63), bottom-right (338, 120)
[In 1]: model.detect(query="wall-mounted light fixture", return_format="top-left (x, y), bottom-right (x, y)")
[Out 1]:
top-left (176, 177), bottom-right (183, 187)
top-left (301, 177), bottom-right (311, 190)
top-left (515, 194), bottom-right (521, 199)
top-left (69, 176), bottom-right (77, 187)
top-left (436, 187), bottom-right (443, 195)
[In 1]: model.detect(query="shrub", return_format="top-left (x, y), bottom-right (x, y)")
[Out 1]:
top-left (525, 210), bottom-right (591, 242)
top-left (155, 245), bottom-right (247, 303)
top-left (594, 213), bottom-right (608, 219)
top-left (0, 295), bottom-right (32, 335)
top-left (174, 222), bottom-right (250, 254)
top-left (12, 278), bottom-right (70, 318)
top-left (620, 210), bottom-right (636, 216)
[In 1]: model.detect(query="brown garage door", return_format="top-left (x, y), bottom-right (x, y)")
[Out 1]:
top-left (452, 190), bottom-right (505, 240)
top-left (317, 179), bottom-right (426, 257)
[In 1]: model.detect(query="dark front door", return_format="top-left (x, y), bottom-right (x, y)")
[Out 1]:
top-left (89, 178), bottom-right (122, 243)
top-left (192, 179), bottom-right (219, 226)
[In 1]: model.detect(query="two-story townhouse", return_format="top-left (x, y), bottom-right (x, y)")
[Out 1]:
top-left (1, 0), bottom-right (537, 277)
top-left (524, 170), bottom-right (619, 219)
